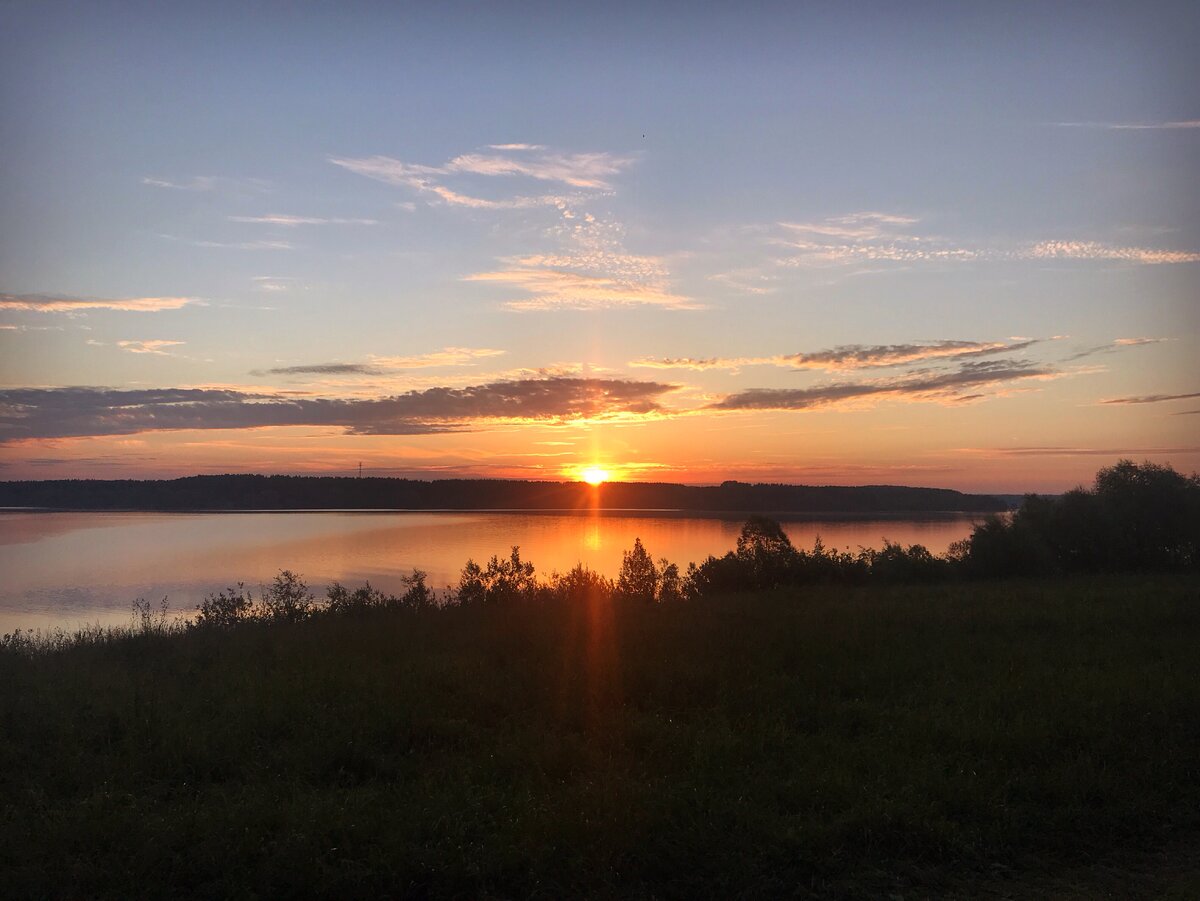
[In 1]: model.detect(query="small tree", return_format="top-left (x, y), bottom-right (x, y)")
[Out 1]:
top-left (735, 516), bottom-right (796, 588)
top-left (657, 558), bottom-right (683, 603)
top-left (260, 570), bottom-right (315, 623)
top-left (454, 548), bottom-right (538, 605)
top-left (195, 583), bottom-right (254, 628)
top-left (616, 537), bottom-right (658, 603)
top-left (455, 559), bottom-right (487, 606)
top-left (399, 569), bottom-right (436, 610)
top-left (326, 581), bottom-right (390, 614)
top-left (549, 563), bottom-right (613, 604)
top-left (132, 596), bottom-right (171, 634)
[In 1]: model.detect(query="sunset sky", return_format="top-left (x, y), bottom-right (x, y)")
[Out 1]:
top-left (1, 2), bottom-right (1197, 492)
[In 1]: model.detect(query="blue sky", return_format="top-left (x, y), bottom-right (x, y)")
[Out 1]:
top-left (1, 1), bottom-right (1197, 490)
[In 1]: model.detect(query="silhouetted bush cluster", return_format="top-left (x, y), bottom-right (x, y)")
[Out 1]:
top-left (193, 568), bottom-right (434, 628)
top-left (958, 460), bottom-right (1200, 577)
top-left (681, 515), bottom-right (952, 597)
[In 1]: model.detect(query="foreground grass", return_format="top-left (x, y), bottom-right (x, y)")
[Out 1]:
top-left (2, 576), bottom-right (1199, 899)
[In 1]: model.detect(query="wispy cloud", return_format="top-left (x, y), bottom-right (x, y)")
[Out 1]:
top-left (117, 339), bottom-right (185, 356)
top-left (259, 363), bottom-right (377, 376)
top-left (780, 212), bottom-right (920, 241)
top-left (772, 213), bottom-right (1199, 268)
top-left (1114, 337), bottom-right (1168, 346)
top-left (1054, 120), bottom-right (1200, 130)
top-left (709, 359), bottom-right (1062, 412)
top-left (956, 445), bottom-right (1200, 457)
top-left (706, 269), bottom-right (777, 295)
top-left (774, 213), bottom-right (978, 267)
top-left (329, 145), bottom-right (631, 213)
top-left (1099, 391), bottom-right (1200, 405)
top-left (0, 377), bottom-right (678, 442)
top-left (0, 293), bottom-right (197, 313)
top-left (471, 209), bottom-right (695, 311)
top-left (228, 214), bottom-right (378, 226)
top-left (331, 155), bottom-right (577, 209)
top-left (1028, 241), bottom-right (1200, 264)
top-left (142, 175), bottom-right (269, 192)
top-left (251, 276), bottom-right (296, 293)
top-left (257, 347), bottom-right (507, 377)
top-left (633, 339), bottom-right (1039, 372)
top-left (369, 347), bottom-right (507, 369)
top-left (1065, 336), bottom-right (1169, 361)
top-left (335, 144), bottom-right (690, 312)
top-left (331, 146), bottom-right (633, 195)
top-left (444, 150), bottom-right (631, 188)
top-left (466, 265), bottom-right (697, 311)
top-left (163, 236), bottom-right (294, 251)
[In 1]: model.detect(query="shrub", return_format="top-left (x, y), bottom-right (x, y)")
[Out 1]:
top-left (547, 564), bottom-right (614, 604)
top-left (398, 569), bottom-right (436, 610)
top-left (195, 583), bottom-right (255, 628)
top-left (326, 581), bottom-right (392, 614)
top-left (131, 596), bottom-right (172, 635)
top-left (454, 547), bottom-right (538, 606)
top-left (260, 570), bottom-right (315, 623)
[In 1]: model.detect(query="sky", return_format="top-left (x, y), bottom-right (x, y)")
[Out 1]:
top-left (1, 1), bottom-right (1197, 492)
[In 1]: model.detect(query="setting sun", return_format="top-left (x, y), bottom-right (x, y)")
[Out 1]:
top-left (580, 466), bottom-right (610, 486)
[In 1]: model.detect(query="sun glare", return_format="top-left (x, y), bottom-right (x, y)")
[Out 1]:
top-left (580, 466), bottom-right (610, 486)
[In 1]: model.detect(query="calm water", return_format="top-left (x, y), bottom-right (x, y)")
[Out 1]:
top-left (0, 510), bottom-right (986, 631)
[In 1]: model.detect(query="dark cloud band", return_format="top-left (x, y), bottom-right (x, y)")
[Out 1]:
top-left (709, 360), bottom-right (1056, 412)
top-left (0, 377), bottom-right (676, 442)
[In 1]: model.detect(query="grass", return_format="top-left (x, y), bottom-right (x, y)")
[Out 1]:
top-left (2, 575), bottom-right (1199, 898)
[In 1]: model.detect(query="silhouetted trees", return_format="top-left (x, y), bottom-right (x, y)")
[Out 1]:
top-left (169, 461), bottom-right (1200, 629)
top-left (960, 460), bottom-right (1199, 577)
top-left (682, 524), bottom-right (945, 597)
top-left (455, 548), bottom-right (539, 606)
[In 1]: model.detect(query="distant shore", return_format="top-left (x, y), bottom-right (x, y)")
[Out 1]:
top-left (0, 506), bottom-right (993, 518)
top-left (0, 474), bottom-right (1007, 514)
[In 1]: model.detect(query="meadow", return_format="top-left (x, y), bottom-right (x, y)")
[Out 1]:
top-left (3, 574), bottom-right (1199, 899)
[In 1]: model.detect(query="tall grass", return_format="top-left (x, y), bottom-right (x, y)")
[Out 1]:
top-left (2, 575), bottom-right (1198, 898)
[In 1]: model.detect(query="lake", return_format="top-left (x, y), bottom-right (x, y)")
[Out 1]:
top-left (0, 510), bottom-right (987, 631)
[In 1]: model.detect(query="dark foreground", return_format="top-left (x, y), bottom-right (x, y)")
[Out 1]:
top-left (2, 577), bottom-right (1199, 899)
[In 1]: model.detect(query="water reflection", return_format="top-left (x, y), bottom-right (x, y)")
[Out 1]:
top-left (0, 510), bottom-right (986, 631)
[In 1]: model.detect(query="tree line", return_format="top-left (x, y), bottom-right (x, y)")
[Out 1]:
top-left (166, 461), bottom-right (1198, 631)
top-left (0, 474), bottom-right (1005, 513)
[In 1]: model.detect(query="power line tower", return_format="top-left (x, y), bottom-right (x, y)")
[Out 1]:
top-left (358, 461), bottom-right (362, 479)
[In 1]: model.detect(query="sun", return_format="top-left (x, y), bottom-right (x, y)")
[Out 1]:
top-left (580, 466), bottom-right (610, 486)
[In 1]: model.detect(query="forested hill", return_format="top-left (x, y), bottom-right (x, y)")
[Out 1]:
top-left (0, 476), bottom-right (1005, 513)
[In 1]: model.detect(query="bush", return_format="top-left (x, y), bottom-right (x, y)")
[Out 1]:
top-left (398, 569), bottom-right (436, 610)
top-left (455, 547), bottom-right (539, 606)
top-left (546, 564), bottom-right (614, 604)
top-left (960, 460), bottom-right (1200, 577)
top-left (195, 583), bottom-right (255, 628)
top-left (326, 581), bottom-right (392, 614)
top-left (260, 570), bottom-right (316, 622)
top-left (131, 596), bottom-right (173, 635)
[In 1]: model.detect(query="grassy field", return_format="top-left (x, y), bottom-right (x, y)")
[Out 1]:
top-left (2, 576), bottom-right (1199, 898)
